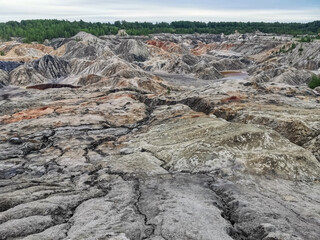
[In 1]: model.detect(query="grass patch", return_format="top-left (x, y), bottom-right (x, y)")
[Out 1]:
top-left (309, 75), bottom-right (320, 89)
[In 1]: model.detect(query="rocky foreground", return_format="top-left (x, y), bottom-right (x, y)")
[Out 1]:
top-left (0, 31), bottom-right (320, 240)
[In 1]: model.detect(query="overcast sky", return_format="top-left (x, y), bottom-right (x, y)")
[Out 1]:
top-left (0, 0), bottom-right (319, 23)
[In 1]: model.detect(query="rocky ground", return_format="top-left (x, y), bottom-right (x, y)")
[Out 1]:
top-left (0, 31), bottom-right (319, 240)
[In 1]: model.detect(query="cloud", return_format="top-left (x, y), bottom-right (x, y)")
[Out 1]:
top-left (0, 0), bottom-right (319, 22)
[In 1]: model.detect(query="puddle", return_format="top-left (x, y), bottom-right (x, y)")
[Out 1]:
top-left (153, 70), bottom-right (250, 88)
top-left (153, 71), bottom-right (209, 88)
top-left (220, 70), bottom-right (249, 80)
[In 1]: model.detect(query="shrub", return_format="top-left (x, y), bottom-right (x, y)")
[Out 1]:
top-left (299, 36), bottom-right (313, 42)
top-left (167, 87), bottom-right (171, 95)
top-left (309, 75), bottom-right (320, 89)
top-left (0, 51), bottom-right (4, 56)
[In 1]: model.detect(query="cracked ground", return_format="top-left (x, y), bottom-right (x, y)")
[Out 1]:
top-left (1, 32), bottom-right (320, 240)
top-left (1, 84), bottom-right (319, 240)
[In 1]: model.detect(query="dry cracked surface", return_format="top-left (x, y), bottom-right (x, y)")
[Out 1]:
top-left (0, 32), bottom-right (320, 240)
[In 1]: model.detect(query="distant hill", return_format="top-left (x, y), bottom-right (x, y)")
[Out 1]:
top-left (0, 19), bottom-right (319, 43)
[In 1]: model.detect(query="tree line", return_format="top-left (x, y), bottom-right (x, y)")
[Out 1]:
top-left (0, 19), bottom-right (319, 43)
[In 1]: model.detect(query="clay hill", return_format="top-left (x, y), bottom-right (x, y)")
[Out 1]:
top-left (0, 31), bottom-right (320, 240)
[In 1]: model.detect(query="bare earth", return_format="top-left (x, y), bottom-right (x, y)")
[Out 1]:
top-left (0, 31), bottom-right (319, 240)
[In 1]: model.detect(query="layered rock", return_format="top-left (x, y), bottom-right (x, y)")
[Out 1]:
top-left (0, 61), bottom-right (23, 72)
top-left (0, 69), bottom-right (8, 88)
top-left (147, 39), bottom-right (188, 54)
top-left (67, 56), bottom-right (170, 93)
top-left (181, 54), bottom-right (199, 66)
top-left (31, 55), bottom-right (70, 79)
top-left (115, 39), bottom-right (150, 62)
top-left (191, 60), bottom-right (222, 80)
top-left (62, 40), bottom-right (114, 60)
top-left (287, 42), bottom-right (320, 70)
top-left (129, 112), bottom-right (319, 180)
top-left (195, 66), bottom-right (223, 80)
top-left (273, 69), bottom-right (312, 85)
top-left (210, 58), bottom-right (248, 71)
top-left (9, 65), bottom-right (47, 86)
top-left (9, 55), bottom-right (70, 86)
top-left (0, 42), bottom-right (54, 62)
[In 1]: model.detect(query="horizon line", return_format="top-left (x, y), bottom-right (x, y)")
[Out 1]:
top-left (1, 19), bottom-right (320, 24)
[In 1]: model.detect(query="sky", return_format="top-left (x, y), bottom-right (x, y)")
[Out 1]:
top-left (0, 0), bottom-right (319, 23)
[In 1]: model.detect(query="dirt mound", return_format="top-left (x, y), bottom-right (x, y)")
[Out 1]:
top-left (0, 42), bottom-right (54, 62)
top-left (115, 39), bottom-right (150, 62)
top-left (147, 40), bottom-right (185, 54)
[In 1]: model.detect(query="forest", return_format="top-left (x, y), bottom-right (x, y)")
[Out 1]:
top-left (0, 19), bottom-right (320, 43)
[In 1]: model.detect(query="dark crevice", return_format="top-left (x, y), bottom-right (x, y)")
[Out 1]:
top-left (206, 176), bottom-right (298, 240)
top-left (26, 84), bottom-right (81, 90)
top-left (104, 87), bottom-right (150, 96)
top-left (87, 136), bottom-right (116, 151)
top-left (179, 97), bottom-right (215, 114)
top-left (103, 168), bottom-right (137, 182)
top-left (137, 94), bottom-right (215, 116)
top-left (207, 177), bottom-right (248, 240)
top-left (133, 179), bottom-right (156, 239)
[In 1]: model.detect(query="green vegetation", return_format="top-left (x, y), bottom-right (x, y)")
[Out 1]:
top-left (298, 46), bottom-right (304, 56)
top-left (299, 34), bottom-right (320, 42)
top-left (167, 87), bottom-right (171, 95)
top-left (0, 19), bottom-right (320, 43)
top-left (0, 19), bottom-right (119, 43)
top-left (74, 37), bottom-right (82, 42)
top-left (279, 43), bottom-right (297, 54)
top-left (299, 36), bottom-right (313, 42)
top-left (308, 75), bottom-right (320, 89)
top-left (0, 51), bottom-right (4, 56)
